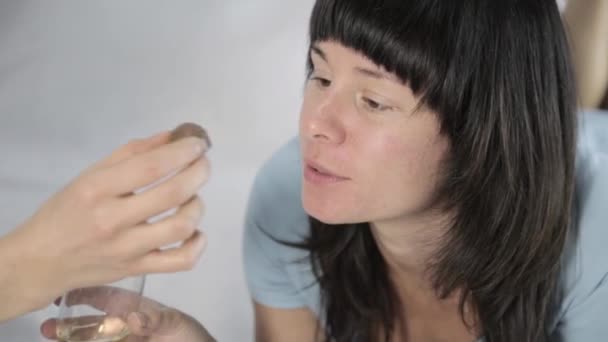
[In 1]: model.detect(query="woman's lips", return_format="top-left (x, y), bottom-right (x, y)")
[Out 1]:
top-left (303, 160), bottom-right (350, 184)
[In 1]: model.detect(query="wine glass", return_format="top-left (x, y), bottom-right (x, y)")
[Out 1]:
top-left (56, 276), bottom-right (145, 342)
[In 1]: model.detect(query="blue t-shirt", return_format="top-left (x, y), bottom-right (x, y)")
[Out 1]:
top-left (243, 111), bottom-right (608, 340)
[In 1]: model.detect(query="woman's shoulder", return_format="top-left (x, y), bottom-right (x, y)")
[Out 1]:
top-left (555, 111), bottom-right (608, 331)
top-left (572, 110), bottom-right (608, 265)
top-left (242, 137), bottom-right (321, 311)
top-left (245, 136), bottom-right (308, 241)
top-left (578, 110), bottom-right (608, 154)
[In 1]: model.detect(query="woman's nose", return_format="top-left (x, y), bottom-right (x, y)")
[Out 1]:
top-left (301, 92), bottom-right (347, 145)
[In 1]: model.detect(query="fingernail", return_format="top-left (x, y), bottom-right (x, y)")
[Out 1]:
top-left (134, 312), bottom-right (149, 330)
top-left (193, 139), bottom-right (205, 155)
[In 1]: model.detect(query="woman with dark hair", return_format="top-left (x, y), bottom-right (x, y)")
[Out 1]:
top-left (243, 0), bottom-right (608, 342)
top-left (40, 0), bottom-right (608, 341)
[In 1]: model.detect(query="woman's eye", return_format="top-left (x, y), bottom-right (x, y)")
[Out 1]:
top-left (310, 76), bottom-right (331, 88)
top-left (362, 97), bottom-right (391, 111)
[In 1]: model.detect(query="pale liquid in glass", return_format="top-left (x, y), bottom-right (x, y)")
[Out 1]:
top-left (57, 316), bottom-right (130, 342)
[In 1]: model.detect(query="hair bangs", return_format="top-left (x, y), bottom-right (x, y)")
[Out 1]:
top-left (307, 0), bottom-right (455, 106)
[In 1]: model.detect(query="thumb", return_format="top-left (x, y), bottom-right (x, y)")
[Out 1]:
top-left (127, 308), bottom-right (184, 337)
top-left (40, 318), bottom-right (58, 340)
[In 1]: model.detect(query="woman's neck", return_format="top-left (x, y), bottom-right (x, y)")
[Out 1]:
top-left (370, 213), bottom-right (480, 339)
top-left (370, 211), bottom-right (447, 292)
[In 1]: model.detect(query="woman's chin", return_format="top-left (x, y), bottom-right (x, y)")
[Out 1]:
top-left (303, 201), bottom-right (337, 224)
top-left (302, 200), bottom-right (363, 225)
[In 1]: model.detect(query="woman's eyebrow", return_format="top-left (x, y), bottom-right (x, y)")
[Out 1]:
top-left (311, 45), bottom-right (327, 62)
top-left (354, 67), bottom-right (387, 80)
top-left (311, 44), bottom-right (398, 82)
top-left (354, 66), bottom-right (400, 83)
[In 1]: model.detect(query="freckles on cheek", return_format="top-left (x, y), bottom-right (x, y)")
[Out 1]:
top-left (378, 135), bottom-right (415, 162)
top-left (372, 134), bottom-right (432, 179)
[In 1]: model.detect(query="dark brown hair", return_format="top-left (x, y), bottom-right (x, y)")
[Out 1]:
top-left (300, 0), bottom-right (578, 341)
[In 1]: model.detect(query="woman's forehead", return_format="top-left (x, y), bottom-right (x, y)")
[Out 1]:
top-left (310, 41), bottom-right (396, 78)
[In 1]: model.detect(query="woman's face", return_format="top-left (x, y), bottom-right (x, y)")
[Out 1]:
top-left (299, 41), bottom-right (450, 225)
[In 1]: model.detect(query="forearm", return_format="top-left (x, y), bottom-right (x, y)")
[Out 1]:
top-left (0, 231), bottom-right (54, 322)
top-left (0, 232), bottom-right (31, 321)
top-left (563, 0), bottom-right (608, 108)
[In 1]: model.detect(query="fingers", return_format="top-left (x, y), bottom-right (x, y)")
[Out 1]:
top-left (61, 286), bottom-right (142, 314)
top-left (41, 316), bottom-right (120, 341)
top-left (95, 136), bottom-right (209, 197)
top-left (40, 318), bottom-right (58, 339)
top-left (127, 309), bottom-right (185, 337)
top-left (109, 157), bottom-right (209, 229)
top-left (113, 196), bottom-right (204, 258)
top-left (130, 231), bottom-right (207, 275)
top-left (43, 301), bottom-right (191, 340)
top-left (42, 300), bottom-right (197, 341)
top-left (127, 310), bottom-right (216, 341)
top-left (90, 131), bottom-right (172, 171)
top-left (59, 286), bottom-right (168, 317)
top-left (41, 306), bottom-right (181, 339)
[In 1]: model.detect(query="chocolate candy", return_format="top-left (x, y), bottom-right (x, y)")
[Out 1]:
top-left (170, 122), bottom-right (211, 149)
